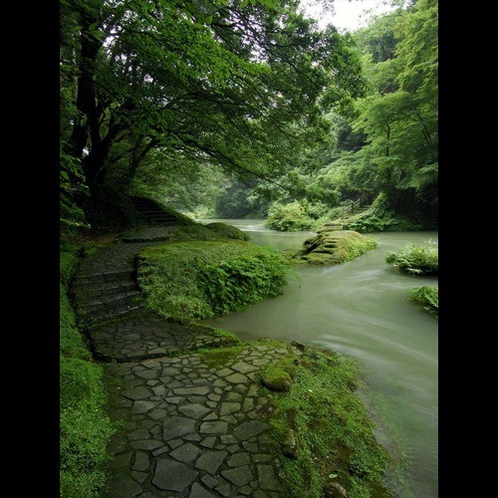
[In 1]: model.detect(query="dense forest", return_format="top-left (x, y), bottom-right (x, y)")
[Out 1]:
top-left (61, 0), bottom-right (438, 235)
top-left (60, 1), bottom-right (438, 496)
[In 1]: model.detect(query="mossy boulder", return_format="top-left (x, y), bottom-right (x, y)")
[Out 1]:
top-left (261, 367), bottom-right (293, 392)
top-left (293, 228), bottom-right (377, 265)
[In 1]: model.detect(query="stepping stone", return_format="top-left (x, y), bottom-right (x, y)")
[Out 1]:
top-left (152, 459), bottom-right (198, 491)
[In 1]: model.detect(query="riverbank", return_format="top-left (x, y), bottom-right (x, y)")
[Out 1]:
top-left (64, 225), bottom-right (395, 497)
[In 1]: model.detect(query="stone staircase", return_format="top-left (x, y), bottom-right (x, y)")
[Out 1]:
top-left (72, 198), bottom-right (181, 325)
top-left (71, 263), bottom-right (146, 323)
top-left (130, 196), bottom-right (179, 225)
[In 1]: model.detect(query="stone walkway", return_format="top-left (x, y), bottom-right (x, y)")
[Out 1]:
top-left (71, 226), bottom-right (304, 497)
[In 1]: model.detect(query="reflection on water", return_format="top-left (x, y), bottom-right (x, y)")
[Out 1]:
top-left (198, 219), bottom-right (438, 498)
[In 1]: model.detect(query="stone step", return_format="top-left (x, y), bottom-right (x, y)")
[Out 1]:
top-left (72, 269), bottom-right (133, 285)
top-left (71, 279), bottom-right (137, 294)
top-left (79, 290), bottom-right (142, 308)
top-left (81, 301), bottom-right (147, 321)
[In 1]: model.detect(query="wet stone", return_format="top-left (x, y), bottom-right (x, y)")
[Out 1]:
top-left (227, 452), bottom-right (251, 467)
top-left (232, 361), bottom-right (258, 374)
top-left (135, 369), bottom-right (158, 380)
top-left (173, 386), bottom-right (211, 396)
top-left (221, 465), bottom-right (253, 487)
top-left (189, 482), bottom-right (218, 498)
top-left (220, 402), bottom-right (240, 416)
top-left (242, 442), bottom-right (258, 452)
top-left (133, 451), bottom-right (149, 471)
top-left (201, 474), bottom-right (219, 488)
top-left (200, 436), bottom-right (217, 448)
top-left (151, 446), bottom-right (169, 457)
top-left (257, 465), bottom-right (283, 491)
top-left (234, 420), bottom-right (268, 440)
top-left (178, 403), bottom-right (212, 419)
top-left (215, 483), bottom-right (231, 497)
top-left (108, 451), bottom-right (132, 469)
top-left (224, 392), bottom-right (243, 402)
top-left (226, 373), bottom-right (248, 384)
top-left (164, 396), bottom-right (182, 405)
top-left (196, 450), bottom-right (228, 473)
top-left (203, 411), bottom-right (219, 421)
top-left (122, 386), bottom-right (152, 400)
top-left (149, 408), bottom-right (168, 420)
top-left (128, 428), bottom-right (151, 440)
top-left (152, 459), bottom-right (198, 491)
top-left (184, 433), bottom-right (202, 442)
top-left (220, 435), bottom-right (238, 445)
top-left (131, 470), bottom-right (147, 483)
top-left (200, 420), bottom-right (228, 435)
top-left (130, 439), bottom-right (163, 451)
top-left (163, 416), bottom-right (196, 440)
top-left (103, 472), bottom-right (142, 498)
top-left (131, 400), bottom-right (160, 414)
top-left (161, 367), bottom-right (182, 376)
top-left (170, 442), bottom-right (200, 462)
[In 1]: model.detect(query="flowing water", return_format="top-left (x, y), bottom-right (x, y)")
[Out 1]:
top-left (199, 219), bottom-right (438, 498)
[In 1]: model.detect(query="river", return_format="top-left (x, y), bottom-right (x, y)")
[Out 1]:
top-left (198, 219), bottom-right (438, 498)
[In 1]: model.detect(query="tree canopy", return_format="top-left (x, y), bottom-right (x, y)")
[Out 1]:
top-left (60, 0), bottom-right (366, 228)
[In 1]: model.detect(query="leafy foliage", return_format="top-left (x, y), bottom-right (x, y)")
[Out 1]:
top-left (344, 206), bottom-right (420, 233)
top-left (385, 240), bottom-right (438, 275)
top-left (350, 0), bottom-right (438, 226)
top-left (265, 201), bottom-right (317, 231)
top-left (60, 0), bottom-right (365, 226)
top-left (137, 238), bottom-right (294, 322)
top-left (407, 285), bottom-right (438, 317)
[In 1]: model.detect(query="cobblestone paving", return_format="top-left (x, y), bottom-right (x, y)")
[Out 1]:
top-left (103, 342), bottom-right (303, 498)
top-left (71, 227), bottom-right (301, 497)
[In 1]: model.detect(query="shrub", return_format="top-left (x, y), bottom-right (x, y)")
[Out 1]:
top-left (408, 285), bottom-right (438, 317)
top-left (344, 206), bottom-right (420, 233)
top-left (385, 241), bottom-right (438, 275)
top-left (265, 202), bottom-right (315, 231)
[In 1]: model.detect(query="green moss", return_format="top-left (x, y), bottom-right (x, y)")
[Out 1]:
top-left (137, 240), bottom-right (294, 322)
top-left (205, 222), bottom-right (250, 241)
top-left (331, 231), bottom-right (377, 264)
top-left (60, 283), bottom-right (91, 360)
top-left (60, 243), bottom-right (118, 498)
top-left (199, 344), bottom-right (245, 368)
top-left (60, 358), bottom-right (117, 498)
top-left (260, 346), bottom-right (394, 497)
top-left (261, 365), bottom-right (293, 392)
top-left (296, 230), bottom-right (377, 265)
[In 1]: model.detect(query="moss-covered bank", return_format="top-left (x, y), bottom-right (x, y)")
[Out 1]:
top-left (136, 224), bottom-right (295, 322)
top-left (292, 227), bottom-right (377, 265)
top-left (201, 339), bottom-right (395, 497)
top-left (60, 242), bottom-right (119, 497)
